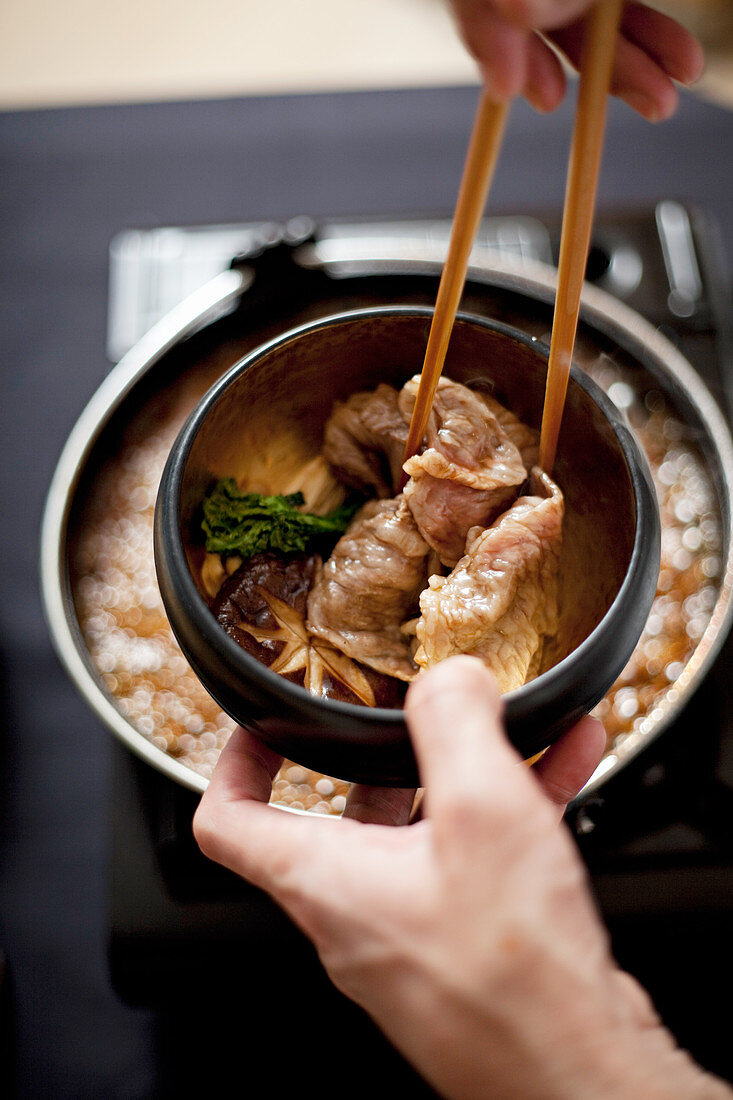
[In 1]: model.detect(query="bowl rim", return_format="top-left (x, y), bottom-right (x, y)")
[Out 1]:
top-left (156, 303), bottom-right (660, 735)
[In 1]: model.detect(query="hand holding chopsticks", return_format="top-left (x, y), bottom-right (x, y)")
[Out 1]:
top-left (450, 0), bottom-right (704, 121)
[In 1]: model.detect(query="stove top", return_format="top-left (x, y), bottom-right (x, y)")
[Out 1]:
top-left (107, 204), bottom-right (733, 1083)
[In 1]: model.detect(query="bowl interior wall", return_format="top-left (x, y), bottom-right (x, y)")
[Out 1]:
top-left (181, 313), bottom-right (636, 673)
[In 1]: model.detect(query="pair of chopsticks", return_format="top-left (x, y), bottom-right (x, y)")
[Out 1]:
top-left (404, 0), bottom-right (624, 474)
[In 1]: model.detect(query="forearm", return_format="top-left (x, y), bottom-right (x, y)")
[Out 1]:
top-left (349, 934), bottom-right (732, 1100)
top-left (544, 1003), bottom-right (731, 1100)
top-left (559, 1017), bottom-right (732, 1100)
top-left (373, 976), bottom-right (732, 1100)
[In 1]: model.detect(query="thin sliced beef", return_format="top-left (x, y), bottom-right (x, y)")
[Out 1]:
top-left (413, 468), bottom-right (563, 692)
top-left (306, 495), bottom-right (430, 681)
top-left (479, 392), bottom-right (540, 471)
top-left (322, 384), bottom-right (408, 498)
top-left (399, 376), bottom-right (528, 567)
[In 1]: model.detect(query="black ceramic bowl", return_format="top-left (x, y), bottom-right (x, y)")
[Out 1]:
top-left (154, 307), bottom-right (661, 786)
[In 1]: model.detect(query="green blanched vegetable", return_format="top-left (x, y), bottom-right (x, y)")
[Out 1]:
top-left (201, 478), bottom-right (361, 561)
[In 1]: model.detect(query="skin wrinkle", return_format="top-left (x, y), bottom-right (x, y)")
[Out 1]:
top-left (342, 784), bottom-right (417, 825)
top-left (217, 736), bottom-right (280, 808)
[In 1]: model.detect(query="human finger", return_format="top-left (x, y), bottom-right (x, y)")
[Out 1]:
top-left (549, 18), bottom-right (682, 120)
top-left (620, 1), bottom-right (705, 87)
top-left (404, 657), bottom-right (542, 839)
top-left (203, 725), bottom-right (282, 806)
top-left (193, 727), bottom-right (318, 890)
top-left (524, 30), bottom-right (568, 112)
top-left (530, 715), bottom-right (607, 816)
top-left (451, 0), bottom-right (530, 100)
top-left (343, 783), bottom-right (418, 825)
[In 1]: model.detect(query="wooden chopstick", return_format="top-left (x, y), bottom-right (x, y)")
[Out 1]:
top-left (402, 92), bottom-right (509, 467)
top-left (538, 0), bottom-right (624, 474)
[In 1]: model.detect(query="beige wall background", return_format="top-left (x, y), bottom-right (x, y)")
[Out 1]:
top-left (1, 0), bottom-right (731, 111)
top-left (0, 0), bottom-right (475, 109)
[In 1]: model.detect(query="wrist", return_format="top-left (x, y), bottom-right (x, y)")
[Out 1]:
top-left (450, 955), bottom-right (732, 1100)
top-left (531, 971), bottom-right (732, 1100)
top-left (583, 1027), bottom-right (732, 1100)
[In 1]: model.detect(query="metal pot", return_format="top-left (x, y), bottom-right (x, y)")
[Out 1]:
top-left (40, 226), bottom-right (733, 803)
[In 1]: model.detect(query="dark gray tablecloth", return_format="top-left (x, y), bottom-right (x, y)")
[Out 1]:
top-left (1, 85), bottom-right (732, 1098)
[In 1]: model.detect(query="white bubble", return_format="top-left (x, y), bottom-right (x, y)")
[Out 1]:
top-left (607, 381), bottom-right (636, 410)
